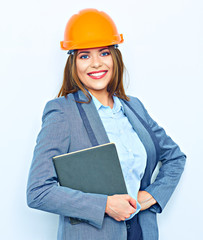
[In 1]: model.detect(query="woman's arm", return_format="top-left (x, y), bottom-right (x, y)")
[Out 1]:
top-left (138, 191), bottom-right (157, 211)
top-left (26, 99), bottom-right (107, 229)
top-left (135, 97), bottom-right (186, 213)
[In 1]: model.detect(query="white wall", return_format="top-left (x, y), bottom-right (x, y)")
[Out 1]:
top-left (0, 0), bottom-right (202, 239)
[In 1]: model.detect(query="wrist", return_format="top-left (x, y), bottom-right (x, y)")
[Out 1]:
top-left (105, 196), bottom-right (110, 213)
top-left (138, 191), bottom-right (157, 211)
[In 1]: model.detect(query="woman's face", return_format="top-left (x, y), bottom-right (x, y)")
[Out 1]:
top-left (76, 46), bottom-right (113, 95)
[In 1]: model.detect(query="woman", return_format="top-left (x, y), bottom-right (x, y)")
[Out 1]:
top-left (27, 9), bottom-right (186, 240)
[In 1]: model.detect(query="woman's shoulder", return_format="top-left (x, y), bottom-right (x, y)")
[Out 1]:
top-left (121, 95), bottom-right (151, 122)
top-left (126, 95), bottom-right (147, 111)
top-left (44, 94), bottom-right (75, 109)
top-left (127, 95), bottom-right (140, 103)
top-left (42, 94), bottom-right (76, 118)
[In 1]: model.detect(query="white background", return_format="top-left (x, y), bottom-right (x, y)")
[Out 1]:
top-left (0, 0), bottom-right (202, 239)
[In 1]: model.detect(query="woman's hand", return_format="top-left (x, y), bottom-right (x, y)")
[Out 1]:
top-left (137, 191), bottom-right (157, 211)
top-left (105, 194), bottom-right (137, 221)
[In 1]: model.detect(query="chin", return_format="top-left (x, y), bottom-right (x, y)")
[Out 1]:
top-left (87, 87), bottom-right (107, 92)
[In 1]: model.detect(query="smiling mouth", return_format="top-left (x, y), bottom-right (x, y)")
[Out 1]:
top-left (87, 70), bottom-right (108, 79)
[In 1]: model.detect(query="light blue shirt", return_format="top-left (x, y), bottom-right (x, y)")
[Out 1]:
top-left (91, 94), bottom-right (147, 219)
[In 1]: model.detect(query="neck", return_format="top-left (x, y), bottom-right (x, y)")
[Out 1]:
top-left (88, 89), bottom-right (114, 109)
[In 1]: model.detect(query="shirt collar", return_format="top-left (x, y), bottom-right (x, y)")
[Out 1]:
top-left (89, 91), bottom-right (124, 113)
top-left (89, 93), bottom-right (103, 111)
top-left (112, 95), bottom-right (124, 113)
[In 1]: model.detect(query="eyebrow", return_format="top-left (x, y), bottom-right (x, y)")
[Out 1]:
top-left (77, 47), bottom-right (109, 55)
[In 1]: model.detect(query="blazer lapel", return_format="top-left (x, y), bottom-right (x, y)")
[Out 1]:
top-left (120, 99), bottom-right (157, 188)
top-left (75, 90), bottom-right (157, 188)
top-left (77, 90), bottom-right (110, 145)
top-left (120, 99), bottom-right (156, 156)
top-left (76, 90), bottom-right (156, 160)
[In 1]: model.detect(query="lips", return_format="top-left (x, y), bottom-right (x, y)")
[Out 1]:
top-left (87, 70), bottom-right (108, 79)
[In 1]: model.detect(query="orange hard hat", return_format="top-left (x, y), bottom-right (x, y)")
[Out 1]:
top-left (60, 8), bottom-right (124, 50)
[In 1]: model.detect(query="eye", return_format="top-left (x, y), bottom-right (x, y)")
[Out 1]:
top-left (80, 54), bottom-right (89, 59)
top-left (101, 51), bottom-right (110, 57)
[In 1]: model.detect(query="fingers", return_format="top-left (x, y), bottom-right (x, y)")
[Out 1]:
top-left (105, 194), bottom-right (137, 222)
top-left (129, 206), bottom-right (136, 215)
top-left (121, 194), bottom-right (137, 210)
top-left (129, 197), bottom-right (137, 209)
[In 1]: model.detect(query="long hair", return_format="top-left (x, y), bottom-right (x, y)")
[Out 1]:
top-left (57, 45), bottom-right (129, 103)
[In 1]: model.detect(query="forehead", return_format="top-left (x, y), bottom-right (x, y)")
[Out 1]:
top-left (77, 46), bottom-right (109, 53)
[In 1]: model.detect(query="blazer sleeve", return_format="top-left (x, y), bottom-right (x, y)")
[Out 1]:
top-left (26, 99), bottom-right (107, 229)
top-left (135, 98), bottom-right (186, 213)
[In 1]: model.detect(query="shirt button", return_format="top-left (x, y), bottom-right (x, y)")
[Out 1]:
top-left (128, 149), bottom-right (132, 152)
top-left (126, 223), bottom-right (131, 229)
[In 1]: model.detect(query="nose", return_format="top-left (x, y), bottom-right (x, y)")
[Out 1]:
top-left (91, 55), bottom-right (102, 68)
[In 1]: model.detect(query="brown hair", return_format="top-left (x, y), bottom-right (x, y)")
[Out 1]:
top-left (57, 46), bottom-right (129, 103)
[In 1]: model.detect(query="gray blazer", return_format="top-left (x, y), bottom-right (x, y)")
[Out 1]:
top-left (27, 90), bottom-right (186, 240)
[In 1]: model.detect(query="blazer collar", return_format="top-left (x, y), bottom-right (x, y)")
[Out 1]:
top-left (77, 90), bottom-right (110, 145)
top-left (77, 90), bottom-right (155, 160)
top-left (76, 90), bottom-right (157, 188)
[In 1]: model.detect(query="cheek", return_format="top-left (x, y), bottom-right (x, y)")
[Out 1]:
top-left (106, 58), bottom-right (113, 72)
top-left (76, 61), bottom-right (90, 86)
top-left (76, 67), bottom-right (82, 79)
top-left (108, 62), bottom-right (114, 78)
top-left (76, 60), bottom-right (86, 78)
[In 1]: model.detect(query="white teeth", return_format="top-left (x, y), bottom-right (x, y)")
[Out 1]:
top-left (89, 71), bottom-right (106, 77)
